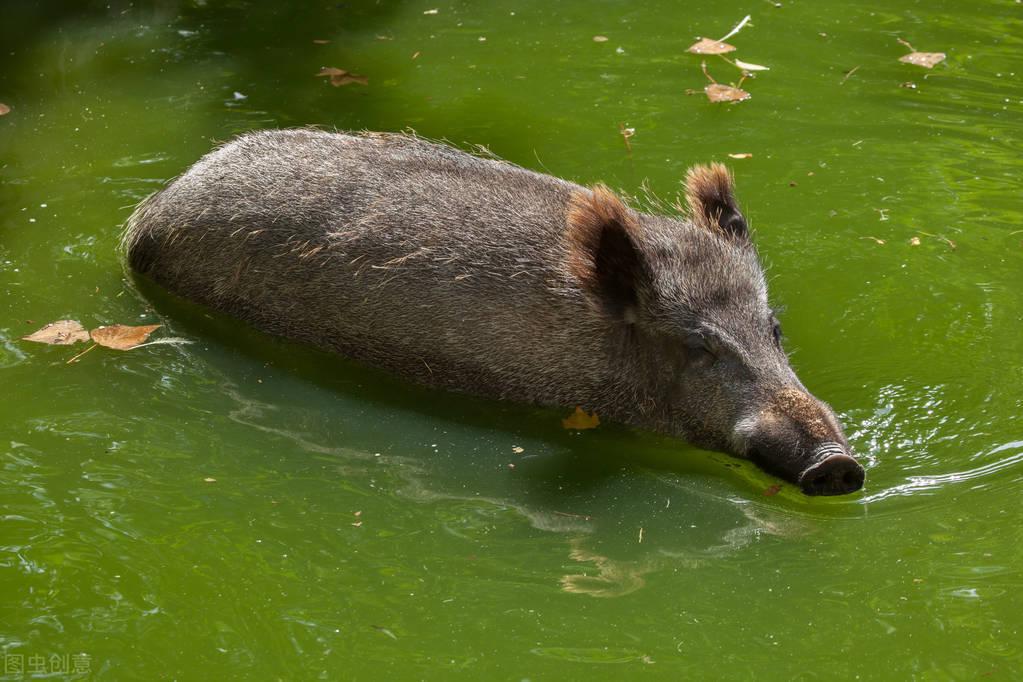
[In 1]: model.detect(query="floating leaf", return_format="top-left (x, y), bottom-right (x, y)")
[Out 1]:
top-left (312, 39), bottom-right (330, 45)
top-left (909, 236), bottom-right (921, 246)
top-left (734, 59), bottom-right (769, 71)
top-left (728, 153), bottom-right (753, 159)
top-left (22, 320), bottom-right (90, 345)
top-left (423, 8), bottom-right (438, 14)
top-left (0, 103), bottom-right (10, 116)
top-left (593, 35), bottom-right (609, 43)
top-left (203, 477), bottom-right (217, 483)
top-left (899, 52), bottom-right (945, 69)
top-left (90, 324), bottom-right (162, 350)
top-left (315, 67), bottom-right (368, 87)
top-left (897, 39), bottom-right (946, 69)
top-left (687, 38), bottom-right (735, 55)
top-left (705, 84), bottom-right (750, 103)
top-left (562, 406), bottom-right (600, 430)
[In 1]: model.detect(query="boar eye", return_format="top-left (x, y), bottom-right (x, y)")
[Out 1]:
top-left (685, 334), bottom-right (718, 366)
top-left (771, 320), bottom-right (783, 347)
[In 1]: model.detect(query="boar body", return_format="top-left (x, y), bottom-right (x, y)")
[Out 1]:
top-left (124, 129), bottom-right (864, 495)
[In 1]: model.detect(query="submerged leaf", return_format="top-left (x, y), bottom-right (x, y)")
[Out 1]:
top-left (315, 67), bottom-right (368, 87)
top-left (90, 324), bottom-right (162, 350)
top-left (705, 84), bottom-right (750, 103)
top-left (562, 406), bottom-right (600, 430)
top-left (899, 51), bottom-right (945, 69)
top-left (22, 320), bottom-right (91, 345)
top-left (687, 38), bottom-right (736, 55)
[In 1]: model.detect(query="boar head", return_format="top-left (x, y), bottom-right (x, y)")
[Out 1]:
top-left (566, 166), bottom-right (864, 495)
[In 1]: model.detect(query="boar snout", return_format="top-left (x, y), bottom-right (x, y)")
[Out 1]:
top-left (797, 445), bottom-right (865, 496)
top-left (740, 388), bottom-right (865, 496)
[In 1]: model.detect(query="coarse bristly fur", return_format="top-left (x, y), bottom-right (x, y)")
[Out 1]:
top-left (123, 128), bottom-right (864, 495)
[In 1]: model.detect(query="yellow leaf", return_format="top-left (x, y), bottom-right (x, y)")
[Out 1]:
top-left (562, 406), bottom-right (600, 430)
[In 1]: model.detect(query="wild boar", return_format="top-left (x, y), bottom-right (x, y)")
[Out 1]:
top-left (123, 129), bottom-right (864, 495)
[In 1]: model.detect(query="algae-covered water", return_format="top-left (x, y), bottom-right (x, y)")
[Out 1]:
top-left (2, 1), bottom-right (1022, 679)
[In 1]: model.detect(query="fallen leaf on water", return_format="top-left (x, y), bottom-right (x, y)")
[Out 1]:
top-left (706, 83), bottom-right (750, 103)
top-left (861, 236), bottom-right (886, 245)
top-left (423, 8), bottom-right (438, 14)
top-left (734, 59), bottom-right (769, 71)
top-left (619, 123), bottom-right (635, 152)
top-left (909, 236), bottom-right (921, 246)
top-left (22, 320), bottom-right (91, 345)
top-left (897, 39), bottom-right (945, 69)
top-left (204, 477), bottom-right (217, 483)
top-left (687, 37), bottom-right (736, 55)
top-left (512, 446), bottom-right (524, 454)
top-left (316, 67), bottom-right (368, 87)
top-left (900, 52), bottom-right (945, 68)
top-left (562, 406), bottom-right (600, 430)
top-left (90, 324), bottom-right (162, 350)
top-left (763, 484), bottom-right (782, 496)
top-left (312, 39), bottom-right (330, 44)
top-left (0, 103), bottom-right (10, 116)
top-left (901, 81), bottom-right (918, 89)
top-left (593, 35), bottom-right (609, 43)
top-left (728, 153), bottom-right (753, 159)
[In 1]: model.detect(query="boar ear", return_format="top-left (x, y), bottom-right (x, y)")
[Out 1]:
top-left (566, 185), bottom-right (649, 321)
top-left (685, 163), bottom-right (749, 240)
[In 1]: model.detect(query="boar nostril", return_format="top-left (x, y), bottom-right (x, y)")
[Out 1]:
top-left (798, 453), bottom-right (865, 496)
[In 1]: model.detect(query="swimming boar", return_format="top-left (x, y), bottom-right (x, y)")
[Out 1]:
top-left (123, 129), bottom-right (864, 495)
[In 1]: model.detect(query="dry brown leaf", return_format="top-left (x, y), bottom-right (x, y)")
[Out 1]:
top-left (90, 324), bottom-right (162, 350)
top-left (899, 52), bottom-right (945, 69)
top-left (706, 84), bottom-right (750, 103)
top-left (22, 320), bottom-right (91, 345)
top-left (0, 103), bottom-right (10, 116)
top-left (687, 38), bottom-right (736, 55)
top-left (316, 67), bottom-right (368, 87)
top-left (728, 153), bottom-right (753, 159)
top-left (562, 406), bottom-right (600, 430)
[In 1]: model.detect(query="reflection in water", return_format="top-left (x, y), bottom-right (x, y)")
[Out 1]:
top-left (219, 381), bottom-right (813, 599)
top-left (561, 504), bottom-right (810, 598)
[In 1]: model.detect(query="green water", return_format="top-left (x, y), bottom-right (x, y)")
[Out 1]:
top-left (2, 1), bottom-right (1021, 679)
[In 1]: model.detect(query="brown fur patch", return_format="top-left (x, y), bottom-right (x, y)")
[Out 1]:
top-left (773, 388), bottom-right (832, 440)
top-left (565, 184), bottom-right (642, 291)
top-left (684, 163), bottom-right (747, 238)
